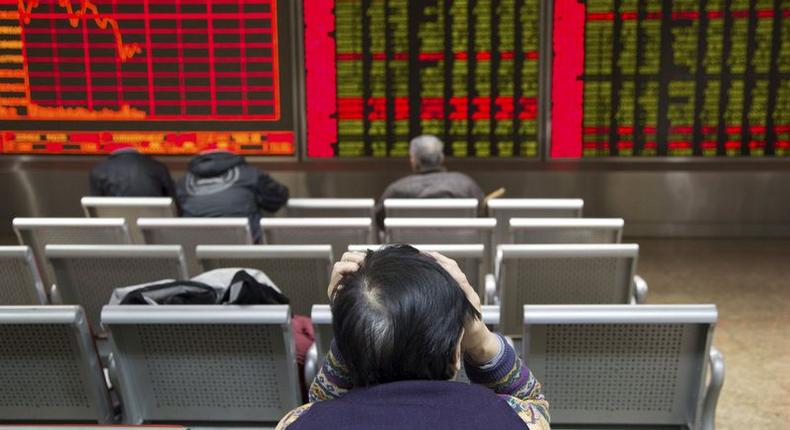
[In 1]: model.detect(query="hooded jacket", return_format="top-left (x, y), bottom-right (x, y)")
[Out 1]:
top-left (176, 152), bottom-right (289, 242)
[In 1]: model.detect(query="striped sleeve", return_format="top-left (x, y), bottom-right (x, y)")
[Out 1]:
top-left (464, 333), bottom-right (551, 428)
top-left (308, 341), bottom-right (354, 402)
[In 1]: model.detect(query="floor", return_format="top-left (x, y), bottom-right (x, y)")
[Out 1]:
top-left (635, 239), bottom-right (790, 430)
top-left (1, 235), bottom-right (786, 427)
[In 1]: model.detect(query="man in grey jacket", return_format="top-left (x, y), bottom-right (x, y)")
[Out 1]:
top-left (176, 150), bottom-right (289, 243)
top-left (375, 135), bottom-right (484, 229)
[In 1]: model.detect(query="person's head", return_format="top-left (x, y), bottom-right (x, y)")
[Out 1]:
top-left (409, 135), bottom-right (445, 172)
top-left (330, 245), bottom-right (480, 387)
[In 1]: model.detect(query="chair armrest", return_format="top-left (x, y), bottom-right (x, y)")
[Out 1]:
top-left (50, 284), bottom-right (62, 304)
top-left (701, 346), bottom-right (725, 430)
top-left (107, 353), bottom-right (119, 391)
top-left (484, 273), bottom-right (497, 305)
top-left (304, 342), bottom-right (319, 387)
top-left (632, 274), bottom-right (648, 304)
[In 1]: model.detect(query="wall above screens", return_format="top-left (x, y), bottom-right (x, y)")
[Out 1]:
top-left (551, 0), bottom-right (790, 159)
top-left (0, 0), bottom-right (299, 157)
top-left (303, 0), bottom-right (544, 159)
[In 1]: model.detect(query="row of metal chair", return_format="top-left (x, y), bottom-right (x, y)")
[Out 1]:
top-left (12, 214), bottom-right (621, 282)
top-left (0, 303), bottom-right (723, 430)
top-left (80, 196), bottom-right (585, 248)
top-left (0, 243), bottom-right (646, 336)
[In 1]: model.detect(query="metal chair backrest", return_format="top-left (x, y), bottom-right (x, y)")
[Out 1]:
top-left (488, 199), bottom-right (583, 251)
top-left (13, 218), bottom-right (131, 289)
top-left (384, 198), bottom-right (479, 218)
top-left (348, 243), bottom-right (486, 293)
top-left (261, 218), bottom-right (374, 260)
top-left (197, 244), bottom-right (333, 315)
top-left (0, 246), bottom-right (47, 304)
top-left (46, 245), bottom-right (188, 334)
top-left (0, 306), bottom-right (112, 423)
top-left (137, 218), bottom-right (253, 276)
top-left (523, 304), bottom-right (718, 429)
top-left (103, 305), bottom-right (300, 425)
top-left (286, 198), bottom-right (375, 218)
top-left (81, 197), bottom-right (177, 244)
top-left (511, 218), bottom-right (624, 244)
top-left (496, 244), bottom-right (638, 336)
top-left (384, 218), bottom-right (496, 247)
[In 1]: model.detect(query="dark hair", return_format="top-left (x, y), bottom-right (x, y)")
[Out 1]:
top-left (331, 244), bottom-right (481, 387)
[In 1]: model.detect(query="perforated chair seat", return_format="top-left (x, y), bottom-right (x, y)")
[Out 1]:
top-left (46, 245), bottom-right (188, 334)
top-left (384, 198), bottom-right (479, 218)
top-left (0, 306), bottom-right (112, 423)
top-left (81, 197), bottom-right (177, 244)
top-left (261, 218), bottom-right (374, 260)
top-left (522, 305), bottom-right (723, 430)
top-left (103, 305), bottom-right (300, 425)
top-left (286, 198), bottom-right (375, 218)
top-left (0, 246), bottom-right (46, 305)
top-left (487, 199), bottom-right (583, 253)
top-left (138, 217), bottom-right (253, 276)
top-left (197, 244), bottom-right (333, 315)
top-left (13, 218), bottom-right (132, 290)
top-left (495, 244), bottom-right (641, 336)
top-left (510, 218), bottom-right (624, 244)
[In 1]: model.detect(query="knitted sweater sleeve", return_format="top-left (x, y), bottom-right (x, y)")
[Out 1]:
top-left (464, 333), bottom-right (551, 428)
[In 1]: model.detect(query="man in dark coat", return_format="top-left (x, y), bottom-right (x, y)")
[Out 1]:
top-left (375, 135), bottom-right (485, 229)
top-left (176, 150), bottom-right (289, 243)
top-left (90, 147), bottom-right (176, 198)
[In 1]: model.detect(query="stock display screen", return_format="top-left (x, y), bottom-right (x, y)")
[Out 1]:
top-left (304, 0), bottom-right (542, 158)
top-left (551, 0), bottom-right (790, 158)
top-left (0, 0), bottom-right (296, 155)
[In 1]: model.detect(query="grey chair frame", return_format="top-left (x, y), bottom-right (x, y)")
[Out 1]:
top-left (384, 218), bottom-right (496, 243)
top-left (384, 198), bottom-right (479, 218)
top-left (487, 198), bottom-right (583, 256)
top-left (0, 306), bottom-right (113, 423)
top-left (46, 245), bottom-right (188, 334)
top-left (0, 246), bottom-right (47, 304)
top-left (196, 244), bottom-right (333, 315)
top-left (522, 304), bottom-right (724, 430)
top-left (81, 197), bottom-right (177, 244)
top-left (494, 244), bottom-right (648, 336)
top-left (13, 217), bottom-right (132, 291)
top-left (260, 218), bottom-right (375, 259)
top-left (102, 305), bottom-right (301, 425)
top-left (286, 198), bottom-right (375, 218)
top-left (138, 217), bottom-right (253, 276)
top-left (510, 217), bottom-right (624, 244)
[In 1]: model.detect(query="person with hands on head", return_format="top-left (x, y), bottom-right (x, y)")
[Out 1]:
top-left (277, 245), bottom-right (550, 430)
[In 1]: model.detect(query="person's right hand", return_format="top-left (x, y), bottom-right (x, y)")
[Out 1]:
top-left (327, 251), bottom-right (366, 301)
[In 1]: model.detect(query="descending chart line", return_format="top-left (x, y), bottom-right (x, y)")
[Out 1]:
top-left (17, 0), bottom-right (142, 62)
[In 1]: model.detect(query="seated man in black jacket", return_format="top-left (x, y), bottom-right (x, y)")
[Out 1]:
top-left (176, 150), bottom-right (289, 243)
top-left (90, 146), bottom-right (176, 198)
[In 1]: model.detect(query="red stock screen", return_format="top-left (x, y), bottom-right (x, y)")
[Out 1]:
top-left (0, 0), bottom-right (296, 155)
top-left (551, 0), bottom-right (790, 158)
top-left (304, 0), bottom-right (542, 158)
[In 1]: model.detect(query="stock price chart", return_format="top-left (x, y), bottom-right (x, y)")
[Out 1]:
top-left (552, 0), bottom-right (790, 158)
top-left (304, 0), bottom-right (541, 158)
top-left (0, 0), bottom-right (296, 155)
